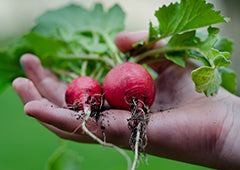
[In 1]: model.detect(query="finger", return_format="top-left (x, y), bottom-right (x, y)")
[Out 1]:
top-left (12, 78), bottom-right (59, 107)
top-left (148, 60), bottom-right (174, 74)
top-left (44, 69), bottom-right (68, 89)
top-left (20, 54), bottom-right (66, 107)
top-left (115, 31), bottom-right (171, 73)
top-left (115, 31), bottom-right (148, 53)
top-left (115, 31), bottom-right (165, 53)
top-left (24, 100), bottom-right (131, 146)
top-left (12, 77), bottom-right (42, 104)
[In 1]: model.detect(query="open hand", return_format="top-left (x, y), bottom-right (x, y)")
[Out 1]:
top-left (13, 31), bottom-right (240, 170)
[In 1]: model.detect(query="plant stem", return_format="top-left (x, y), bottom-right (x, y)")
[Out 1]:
top-left (101, 31), bottom-right (123, 66)
top-left (51, 68), bottom-right (79, 79)
top-left (76, 28), bottom-right (123, 66)
top-left (81, 61), bottom-right (88, 76)
top-left (130, 46), bottom-right (205, 63)
top-left (89, 63), bottom-right (102, 78)
top-left (95, 67), bottom-right (105, 82)
top-left (56, 54), bottom-right (115, 68)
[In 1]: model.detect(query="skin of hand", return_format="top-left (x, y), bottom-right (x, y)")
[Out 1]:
top-left (12, 31), bottom-right (240, 170)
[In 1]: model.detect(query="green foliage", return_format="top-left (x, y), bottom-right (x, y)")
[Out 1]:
top-left (192, 67), bottom-right (221, 96)
top-left (151, 0), bottom-right (228, 38)
top-left (165, 54), bottom-right (186, 67)
top-left (8, 33), bottom-right (68, 62)
top-left (148, 21), bottom-right (159, 42)
top-left (0, 3), bottom-right (125, 88)
top-left (218, 67), bottom-right (236, 93)
top-left (0, 0), bottom-right (236, 96)
top-left (30, 3), bottom-right (125, 68)
top-left (32, 4), bottom-right (125, 39)
top-left (137, 0), bottom-right (235, 96)
top-left (214, 38), bottom-right (233, 53)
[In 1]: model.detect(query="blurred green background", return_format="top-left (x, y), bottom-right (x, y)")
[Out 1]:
top-left (0, 0), bottom-right (239, 169)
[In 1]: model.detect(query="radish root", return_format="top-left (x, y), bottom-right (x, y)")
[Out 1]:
top-left (70, 97), bottom-right (132, 170)
top-left (131, 123), bottom-right (141, 170)
top-left (128, 98), bottom-right (150, 170)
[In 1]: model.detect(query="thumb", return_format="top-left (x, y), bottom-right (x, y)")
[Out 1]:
top-left (115, 31), bottom-right (172, 73)
top-left (115, 31), bottom-right (148, 53)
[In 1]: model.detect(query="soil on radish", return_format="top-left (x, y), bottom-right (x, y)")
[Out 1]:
top-left (67, 93), bottom-right (104, 124)
top-left (127, 98), bottom-right (150, 157)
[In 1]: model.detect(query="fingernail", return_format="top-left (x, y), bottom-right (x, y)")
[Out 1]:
top-left (20, 59), bottom-right (25, 72)
top-left (25, 111), bottom-right (35, 118)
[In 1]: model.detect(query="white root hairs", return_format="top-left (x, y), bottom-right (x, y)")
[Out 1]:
top-left (71, 95), bottom-right (132, 170)
top-left (124, 95), bottom-right (131, 105)
top-left (81, 107), bottom-right (132, 170)
top-left (129, 99), bottom-right (149, 170)
top-left (131, 124), bottom-right (141, 170)
top-left (137, 99), bottom-right (149, 110)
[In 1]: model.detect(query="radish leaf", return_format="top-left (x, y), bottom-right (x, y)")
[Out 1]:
top-left (214, 38), bottom-right (233, 53)
top-left (192, 67), bottom-right (221, 96)
top-left (0, 3), bottom-right (125, 90)
top-left (218, 67), bottom-right (236, 93)
top-left (32, 4), bottom-right (125, 39)
top-left (165, 54), bottom-right (186, 67)
top-left (140, 0), bottom-right (236, 96)
top-left (150, 0), bottom-right (228, 39)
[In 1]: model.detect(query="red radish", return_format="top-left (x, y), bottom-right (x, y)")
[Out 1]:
top-left (103, 62), bottom-right (156, 170)
top-left (65, 76), bottom-right (131, 169)
top-left (65, 76), bottom-right (102, 138)
top-left (103, 62), bottom-right (155, 110)
top-left (65, 76), bottom-right (103, 114)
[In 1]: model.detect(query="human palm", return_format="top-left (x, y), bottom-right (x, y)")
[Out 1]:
top-left (13, 31), bottom-right (240, 169)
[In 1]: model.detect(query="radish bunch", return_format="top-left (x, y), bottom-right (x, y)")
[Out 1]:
top-left (65, 62), bottom-right (156, 170)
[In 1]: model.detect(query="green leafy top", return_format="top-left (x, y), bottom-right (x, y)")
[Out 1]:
top-left (0, 0), bottom-right (236, 96)
top-left (1, 3), bottom-right (125, 90)
top-left (32, 4), bottom-right (125, 39)
top-left (151, 0), bottom-right (229, 39)
top-left (130, 0), bottom-right (235, 96)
